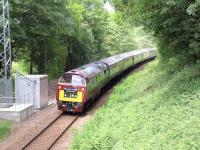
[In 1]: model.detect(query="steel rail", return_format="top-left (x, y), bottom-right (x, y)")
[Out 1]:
top-left (21, 113), bottom-right (63, 150)
top-left (21, 113), bottom-right (79, 150)
top-left (48, 115), bottom-right (79, 150)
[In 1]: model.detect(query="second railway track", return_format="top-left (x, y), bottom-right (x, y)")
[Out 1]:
top-left (22, 114), bottom-right (79, 150)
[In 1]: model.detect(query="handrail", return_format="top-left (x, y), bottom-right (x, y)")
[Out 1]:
top-left (0, 96), bottom-right (16, 99)
top-left (15, 71), bottom-right (36, 83)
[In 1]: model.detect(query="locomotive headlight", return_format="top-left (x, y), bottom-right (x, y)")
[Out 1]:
top-left (59, 86), bottom-right (61, 89)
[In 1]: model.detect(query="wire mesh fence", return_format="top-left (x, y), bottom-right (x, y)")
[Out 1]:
top-left (0, 72), bottom-right (36, 110)
top-left (0, 78), bottom-right (12, 107)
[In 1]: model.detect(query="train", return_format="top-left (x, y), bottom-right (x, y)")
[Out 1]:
top-left (56, 48), bottom-right (157, 113)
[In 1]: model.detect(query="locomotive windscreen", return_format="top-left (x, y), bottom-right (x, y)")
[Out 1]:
top-left (59, 74), bottom-right (86, 86)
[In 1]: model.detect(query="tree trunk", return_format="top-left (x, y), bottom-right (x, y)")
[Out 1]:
top-left (30, 58), bottom-right (33, 74)
top-left (68, 44), bottom-right (73, 69)
top-left (29, 50), bottom-right (33, 74)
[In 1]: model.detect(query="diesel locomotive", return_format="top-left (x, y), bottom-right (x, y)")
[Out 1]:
top-left (56, 48), bottom-right (157, 113)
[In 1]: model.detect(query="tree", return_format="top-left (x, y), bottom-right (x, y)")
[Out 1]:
top-left (10, 0), bottom-right (110, 78)
top-left (112, 0), bottom-right (200, 65)
top-left (10, 0), bottom-right (69, 74)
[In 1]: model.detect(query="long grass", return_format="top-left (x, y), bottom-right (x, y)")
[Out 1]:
top-left (0, 120), bottom-right (11, 141)
top-left (70, 61), bottom-right (200, 150)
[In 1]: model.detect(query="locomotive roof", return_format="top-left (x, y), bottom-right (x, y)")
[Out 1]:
top-left (65, 61), bottom-right (107, 79)
top-left (81, 62), bottom-right (107, 78)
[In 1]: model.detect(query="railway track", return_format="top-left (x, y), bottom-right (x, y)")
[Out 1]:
top-left (22, 113), bottom-right (79, 150)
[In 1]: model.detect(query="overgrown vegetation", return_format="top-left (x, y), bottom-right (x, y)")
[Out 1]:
top-left (0, 120), bottom-right (11, 141)
top-left (70, 61), bottom-right (200, 149)
top-left (112, 0), bottom-right (200, 65)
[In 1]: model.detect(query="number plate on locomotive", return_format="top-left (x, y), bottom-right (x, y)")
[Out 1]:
top-left (59, 90), bottom-right (82, 102)
top-left (64, 93), bottom-right (77, 98)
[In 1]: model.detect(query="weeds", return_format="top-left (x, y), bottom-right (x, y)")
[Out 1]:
top-left (0, 120), bottom-right (11, 141)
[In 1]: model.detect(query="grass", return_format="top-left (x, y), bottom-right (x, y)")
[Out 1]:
top-left (0, 120), bottom-right (11, 141)
top-left (70, 60), bottom-right (200, 150)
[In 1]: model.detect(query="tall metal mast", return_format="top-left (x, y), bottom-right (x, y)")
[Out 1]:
top-left (0, 0), bottom-right (12, 103)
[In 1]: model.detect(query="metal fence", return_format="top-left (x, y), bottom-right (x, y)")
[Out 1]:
top-left (0, 79), bottom-right (13, 108)
top-left (15, 72), bottom-right (36, 109)
top-left (0, 72), bottom-right (36, 110)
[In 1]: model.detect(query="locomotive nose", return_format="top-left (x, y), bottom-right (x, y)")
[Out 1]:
top-left (56, 85), bottom-right (86, 112)
top-left (57, 85), bottom-right (85, 102)
top-left (56, 73), bottom-right (87, 113)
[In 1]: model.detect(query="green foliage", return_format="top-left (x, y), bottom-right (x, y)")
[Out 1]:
top-left (10, 0), bottom-right (70, 75)
top-left (112, 0), bottom-right (200, 65)
top-left (104, 12), bottom-right (154, 55)
top-left (104, 17), bottom-right (138, 55)
top-left (9, 1), bottom-right (153, 78)
top-left (0, 120), bottom-right (11, 141)
top-left (70, 61), bottom-right (200, 149)
top-left (12, 61), bottom-right (29, 74)
top-left (10, 0), bottom-right (109, 78)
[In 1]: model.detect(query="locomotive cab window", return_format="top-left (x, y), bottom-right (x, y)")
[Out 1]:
top-left (59, 74), bottom-right (86, 86)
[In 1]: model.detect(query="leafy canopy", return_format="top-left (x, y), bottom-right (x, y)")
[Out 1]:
top-left (112, 0), bottom-right (200, 66)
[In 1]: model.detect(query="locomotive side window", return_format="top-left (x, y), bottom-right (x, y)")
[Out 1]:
top-left (59, 74), bottom-right (86, 85)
